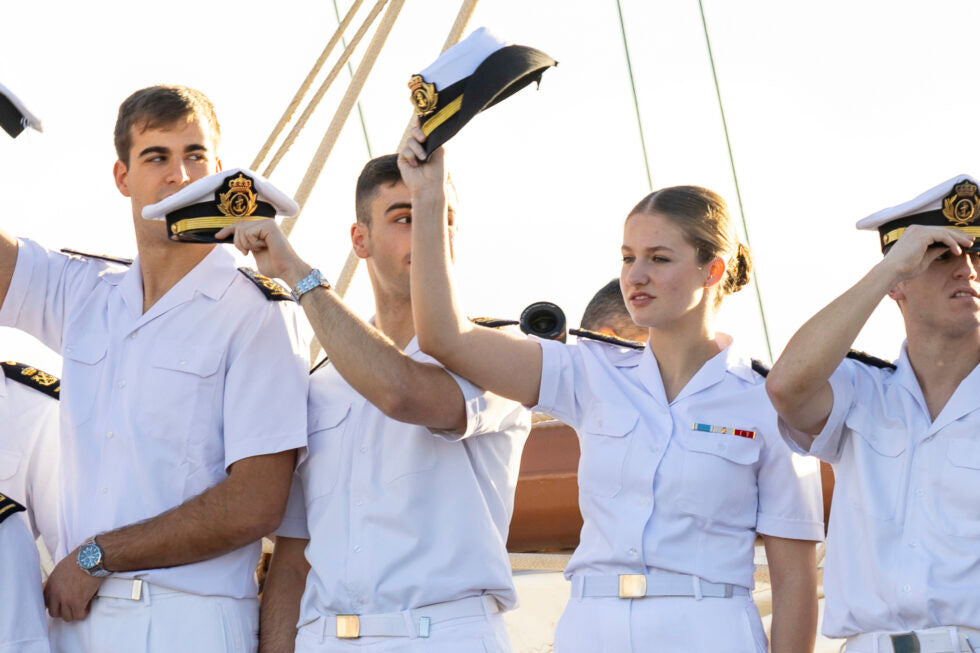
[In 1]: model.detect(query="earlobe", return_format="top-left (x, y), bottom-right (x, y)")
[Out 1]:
top-left (704, 259), bottom-right (725, 287)
top-left (112, 160), bottom-right (130, 197)
top-left (351, 223), bottom-right (370, 260)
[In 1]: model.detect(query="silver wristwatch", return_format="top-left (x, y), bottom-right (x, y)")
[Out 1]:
top-left (77, 536), bottom-right (112, 578)
top-left (291, 268), bottom-right (331, 302)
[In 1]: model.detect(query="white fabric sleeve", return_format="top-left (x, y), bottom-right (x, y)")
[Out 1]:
top-left (430, 368), bottom-right (531, 442)
top-left (532, 338), bottom-right (586, 428)
top-left (0, 519), bottom-right (50, 653)
top-left (273, 473), bottom-right (309, 539)
top-left (222, 302), bottom-right (310, 469)
top-left (0, 238), bottom-right (103, 352)
top-left (755, 401), bottom-right (825, 541)
top-left (777, 361), bottom-right (857, 465)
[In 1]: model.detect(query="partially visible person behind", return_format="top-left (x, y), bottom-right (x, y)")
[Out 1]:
top-left (0, 361), bottom-right (61, 563)
top-left (0, 85), bottom-right (309, 653)
top-left (401, 123), bottom-right (824, 653)
top-left (767, 174), bottom-right (980, 652)
top-left (224, 154), bottom-right (530, 652)
top-left (580, 278), bottom-right (649, 343)
top-left (0, 493), bottom-right (50, 653)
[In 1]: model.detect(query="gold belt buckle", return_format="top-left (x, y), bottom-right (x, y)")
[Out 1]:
top-left (618, 574), bottom-right (647, 598)
top-left (336, 615), bottom-right (360, 639)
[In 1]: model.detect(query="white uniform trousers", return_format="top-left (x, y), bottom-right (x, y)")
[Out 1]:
top-left (554, 594), bottom-right (768, 653)
top-left (295, 611), bottom-right (511, 652)
top-left (48, 580), bottom-right (258, 653)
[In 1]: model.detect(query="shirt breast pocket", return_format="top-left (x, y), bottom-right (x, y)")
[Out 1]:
top-left (577, 404), bottom-right (639, 498)
top-left (141, 346), bottom-right (222, 445)
top-left (841, 408), bottom-right (906, 520)
top-left (0, 448), bottom-right (22, 483)
top-left (62, 337), bottom-right (107, 428)
top-left (677, 430), bottom-right (761, 526)
top-left (940, 438), bottom-right (980, 538)
top-left (302, 402), bottom-right (352, 500)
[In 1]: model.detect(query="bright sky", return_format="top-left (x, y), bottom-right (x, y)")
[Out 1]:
top-left (3, 0), bottom-right (978, 375)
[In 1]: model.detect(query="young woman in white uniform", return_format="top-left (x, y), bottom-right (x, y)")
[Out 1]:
top-left (398, 131), bottom-right (825, 652)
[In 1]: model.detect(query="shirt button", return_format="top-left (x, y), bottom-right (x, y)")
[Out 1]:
top-left (118, 380), bottom-right (126, 388)
top-left (903, 584), bottom-right (912, 593)
top-left (354, 545), bottom-right (363, 553)
top-left (628, 548), bottom-right (638, 558)
top-left (354, 500), bottom-right (363, 507)
top-left (360, 446), bottom-right (367, 453)
top-left (100, 487), bottom-right (108, 494)
top-left (129, 333), bottom-right (137, 340)
top-left (909, 540), bottom-right (918, 548)
top-left (106, 431), bottom-right (114, 439)
top-left (179, 360), bottom-right (187, 366)
top-left (639, 497), bottom-right (651, 506)
top-left (66, 346), bottom-right (73, 353)
top-left (915, 489), bottom-right (925, 497)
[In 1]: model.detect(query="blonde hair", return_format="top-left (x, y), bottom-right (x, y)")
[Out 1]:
top-left (628, 185), bottom-right (751, 308)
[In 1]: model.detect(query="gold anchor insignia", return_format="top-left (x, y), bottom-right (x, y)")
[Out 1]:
top-left (942, 180), bottom-right (980, 227)
top-left (408, 75), bottom-right (438, 117)
top-left (218, 174), bottom-right (259, 218)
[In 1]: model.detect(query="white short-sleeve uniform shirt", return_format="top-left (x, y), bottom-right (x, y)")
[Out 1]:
top-left (0, 502), bottom-right (50, 653)
top-left (0, 238), bottom-right (310, 598)
top-left (780, 345), bottom-right (980, 638)
top-left (534, 336), bottom-right (824, 587)
top-left (0, 369), bottom-right (60, 556)
top-left (278, 335), bottom-right (531, 624)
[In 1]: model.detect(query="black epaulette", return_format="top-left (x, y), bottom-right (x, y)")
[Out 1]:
top-left (569, 328), bottom-right (645, 350)
top-left (0, 493), bottom-right (26, 525)
top-left (846, 349), bottom-right (896, 370)
top-left (470, 317), bottom-right (519, 329)
top-left (238, 268), bottom-right (294, 301)
top-left (751, 359), bottom-right (770, 378)
top-left (310, 356), bottom-right (330, 375)
top-left (59, 248), bottom-right (133, 266)
top-left (1, 361), bottom-right (60, 399)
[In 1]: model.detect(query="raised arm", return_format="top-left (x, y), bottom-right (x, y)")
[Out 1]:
top-left (767, 225), bottom-right (974, 437)
top-left (0, 228), bottom-right (17, 310)
top-left (216, 219), bottom-right (469, 432)
top-left (400, 127), bottom-right (543, 408)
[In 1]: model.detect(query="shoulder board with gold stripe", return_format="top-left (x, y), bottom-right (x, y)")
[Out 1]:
top-left (59, 248), bottom-right (133, 266)
top-left (846, 349), bottom-right (896, 370)
top-left (238, 268), bottom-right (294, 302)
top-left (470, 317), bottom-right (520, 329)
top-left (569, 328), bottom-right (645, 350)
top-left (1, 361), bottom-right (60, 399)
top-left (751, 359), bottom-right (770, 378)
top-left (0, 493), bottom-right (26, 525)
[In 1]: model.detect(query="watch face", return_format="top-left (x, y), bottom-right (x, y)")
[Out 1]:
top-left (78, 543), bottom-right (102, 569)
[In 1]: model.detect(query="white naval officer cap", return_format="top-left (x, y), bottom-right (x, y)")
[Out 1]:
top-left (142, 168), bottom-right (299, 244)
top-left (856, 174), bottom-right (980, 253)
top-left (0, 83), bottom-right (42, 138)
top-left (408, 26), bottom-right (556, 156)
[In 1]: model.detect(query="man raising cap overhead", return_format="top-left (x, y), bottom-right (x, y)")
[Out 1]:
top-left (767, 174), bottom-right (980, 652)
top-left (0, 84), bottom-right (310, 653)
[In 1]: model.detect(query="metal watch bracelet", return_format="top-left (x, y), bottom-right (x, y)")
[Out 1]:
top-left (291, 268), bottom-right (331, 302)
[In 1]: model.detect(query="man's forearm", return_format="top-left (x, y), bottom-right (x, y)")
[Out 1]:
top-left (259, 537), bottom-right (309, 653)
top-left (98, 451), bottom-right (295, 572)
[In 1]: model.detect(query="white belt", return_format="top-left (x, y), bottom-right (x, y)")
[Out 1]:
top-left (846, 626), bottom-right (980, 653)
top-left (96, 577), bottom-right (182, 601)
top-left (300, 595), bottom-right (501, 640)
top-left (572, 569), bottom-right (750, 599)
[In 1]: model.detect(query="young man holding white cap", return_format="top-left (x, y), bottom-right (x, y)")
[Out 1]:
top-left (227, 152), bottom-right (531, 653)
top-left (0, 85), bottom-right (310, 653)
top-left (767, 175), bottom-right (980, 652)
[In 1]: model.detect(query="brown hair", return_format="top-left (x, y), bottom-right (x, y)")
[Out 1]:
top-left (628, 185), bottom-right (752, 308)
top-left (355, 154), bottom-right (402, 227)
top-left (114, 85), bottom-right (220, 166)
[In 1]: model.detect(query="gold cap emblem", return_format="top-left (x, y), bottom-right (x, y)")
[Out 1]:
top-left (408, 75), bottom-right (439, 117)
top-left (942, 180), bottom-right (980, 227)
top-left (218, 174), bottom-right (259, 218)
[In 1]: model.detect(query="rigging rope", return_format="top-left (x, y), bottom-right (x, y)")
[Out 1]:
top-left (697, 0), bottom-right (774, 363)
top-left (250, 0), bottom-right (364, 172)
top-left (264, 0), bottom-right (390, 179)
top-left (333, 0), bottom-right (375, 159)
top-left (614, 0), bottom-right (653, 191)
